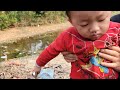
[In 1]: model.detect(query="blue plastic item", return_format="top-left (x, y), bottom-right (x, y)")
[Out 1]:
top-left (37, 68), bottom-right (54, 79)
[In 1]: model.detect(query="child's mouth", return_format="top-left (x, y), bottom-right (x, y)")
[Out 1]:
top-left (92, 34), bottom-right (101, 37)
top-left (91, 34), bottom-right (101, 40)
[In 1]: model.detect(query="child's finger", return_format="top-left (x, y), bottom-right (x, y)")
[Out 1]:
top-left (65, 59), bottom-right (77, 63)
top-left (32, 71), bottom-right (40, 78)
top-left (61, 51), bottom-right (72, 56)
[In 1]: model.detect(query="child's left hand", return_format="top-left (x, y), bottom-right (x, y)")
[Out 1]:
top-left (98, 46), bottom-right (120, 72)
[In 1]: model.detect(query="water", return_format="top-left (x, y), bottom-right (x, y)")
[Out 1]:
top-left (0, 30), bottom-right (61, 61)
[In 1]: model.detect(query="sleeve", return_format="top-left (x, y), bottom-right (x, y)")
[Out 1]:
top-left (110, 14), bottom-right (120, 23)
top-left (36, 31), bottom-right (66, 66)
top-left (118, 24), bottom-right (120, 46)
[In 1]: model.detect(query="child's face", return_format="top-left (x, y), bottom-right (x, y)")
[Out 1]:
top-left (69, 11), bottom-right (111, 40)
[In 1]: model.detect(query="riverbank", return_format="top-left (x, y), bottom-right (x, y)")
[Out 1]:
top-left (0, 22), bottom-right (71, 44)
top-left (0, 22), bottom-right (72, 79)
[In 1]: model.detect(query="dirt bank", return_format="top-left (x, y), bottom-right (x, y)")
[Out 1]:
top-left (0, 22), bottom-right (71, 44)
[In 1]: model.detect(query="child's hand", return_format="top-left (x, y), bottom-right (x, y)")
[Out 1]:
top-left (98, 46), bottom-right (120, 72)
top-left (61, 51), bottom-right (78, 63)
top-left (32, 66), bottom-right (41, 78)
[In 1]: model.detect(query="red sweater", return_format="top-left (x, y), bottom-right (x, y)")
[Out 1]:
top-left (36, 22), bottom-right (120, 79)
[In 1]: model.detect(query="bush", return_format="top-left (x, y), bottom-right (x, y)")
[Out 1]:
top-left (0, 13), bottom-right (9, 30)
top-left (0, 11), bottom-right (67, 30)
top-left (7, 11), bottom-right (18, 27)
top-left (33, 11), bottom-right (67, 25)
top-left (0, 11), bottom-right (18, 30)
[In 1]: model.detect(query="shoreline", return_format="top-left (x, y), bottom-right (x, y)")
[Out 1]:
top-left (0, 22), bottom-right (71, 44)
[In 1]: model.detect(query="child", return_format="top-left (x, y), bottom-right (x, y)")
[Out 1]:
top-left (33, 11), bottom-right (120, 79)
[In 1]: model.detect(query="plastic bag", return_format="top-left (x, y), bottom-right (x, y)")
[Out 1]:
top-left (37, 68), bottom-right (54, 79)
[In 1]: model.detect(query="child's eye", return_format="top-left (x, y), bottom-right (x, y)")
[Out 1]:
top-left (98, 18), bottom-right (105, 22)
top-left (80, 24), bottom-right (88, 27)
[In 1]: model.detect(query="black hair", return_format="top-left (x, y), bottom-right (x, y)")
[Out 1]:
top-left (66, 11), bottom-right (70, 18)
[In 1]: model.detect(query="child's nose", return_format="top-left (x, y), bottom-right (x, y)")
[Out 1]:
top-left (89, 23), bottom-right (100, 33)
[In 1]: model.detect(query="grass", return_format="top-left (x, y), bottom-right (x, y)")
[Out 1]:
top-left (112, 11), bottom-right (120, 16)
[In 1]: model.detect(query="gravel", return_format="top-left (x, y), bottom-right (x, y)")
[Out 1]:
top-left (0, 54), bottom-right (71, 79)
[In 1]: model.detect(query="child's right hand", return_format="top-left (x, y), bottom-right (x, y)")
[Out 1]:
top-left (61, 51), bottom-right (78, 63)
top-left (32, 66), bottom-right (41, 78)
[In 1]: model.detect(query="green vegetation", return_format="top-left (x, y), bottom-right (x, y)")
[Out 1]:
top-left (112, 11), bottom-right (120, 16)
top-left (0, 11), bottom-right (120, 31)
top-left (0, 11), bottom-right (67, 30)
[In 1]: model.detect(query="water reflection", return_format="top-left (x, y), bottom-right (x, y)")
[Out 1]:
top-left (0, 30), bottom-right (61, 61)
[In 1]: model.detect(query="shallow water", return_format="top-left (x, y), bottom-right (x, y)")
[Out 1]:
top-left (0, 30), bottom-right (61, 61)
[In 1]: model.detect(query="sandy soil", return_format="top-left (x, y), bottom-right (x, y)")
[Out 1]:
top-left (0, 22), bottom-right (72, 79)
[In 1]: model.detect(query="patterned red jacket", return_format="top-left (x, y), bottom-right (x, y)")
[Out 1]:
top-left (36, 22), bottom-right (120, 79)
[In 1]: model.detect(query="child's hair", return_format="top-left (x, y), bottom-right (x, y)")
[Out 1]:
top-left (66, 11), bottom-right (70, 18)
